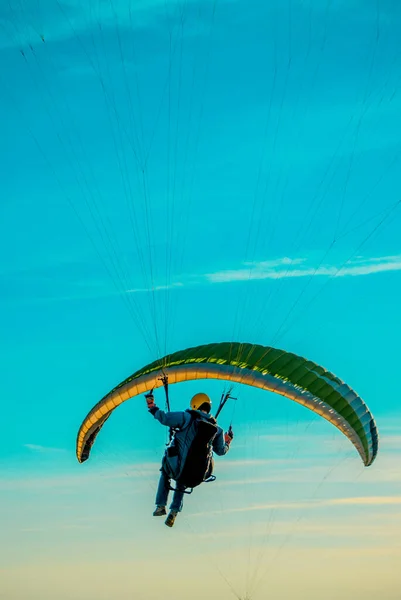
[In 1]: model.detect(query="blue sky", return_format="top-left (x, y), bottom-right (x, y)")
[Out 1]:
top-left (1, 1), bottom-right (401, 598)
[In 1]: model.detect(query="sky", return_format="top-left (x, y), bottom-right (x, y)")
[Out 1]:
top-left (1, 0), bottom-right (401, 598)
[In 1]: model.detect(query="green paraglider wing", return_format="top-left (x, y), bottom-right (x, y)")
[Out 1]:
top-left (76, 342), bottom-right (378, 466)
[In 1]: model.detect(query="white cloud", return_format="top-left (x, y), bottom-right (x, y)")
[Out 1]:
top-left (0, 461), bottom-right (159, 491)
top-left (8, 248), bottom-right (401, 306)
top-left (193, 495), bottom-right (401, 517)
top-left (192, 517), bottom-right (401, 541)
top-left (381, 435), bottom-right (401, 449)
top-left (24, 444), bottom-right (66, 453)
top-left (327, 495), bottom-right (401, 506)
top-left (206, 254), bottom-right (401, 284)
top-left (126, 282), bottom-right (184, 293)
top-left (219, 458), bottom-right (293, 468)
top-left (120, 253), bottom-right (401, 296)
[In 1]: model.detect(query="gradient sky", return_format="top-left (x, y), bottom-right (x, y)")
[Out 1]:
top-left (1, 1), bottom-right (401, 599)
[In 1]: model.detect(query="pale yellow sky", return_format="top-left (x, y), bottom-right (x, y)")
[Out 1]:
top-left (2, 429), bottom-right (400, 600)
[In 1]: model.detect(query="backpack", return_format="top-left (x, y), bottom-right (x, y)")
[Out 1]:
top-left (175, 411), bottom-right (218, 489)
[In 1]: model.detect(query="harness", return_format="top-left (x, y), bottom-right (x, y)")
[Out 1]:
top-left (167, 410), bottom-right (217, 494)
top-left (157, 375), bottom-right (236, 494)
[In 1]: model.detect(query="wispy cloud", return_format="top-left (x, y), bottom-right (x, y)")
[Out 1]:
top-left (20, 523), bottom-right (94, 533)
top-left (0, 461), bottom-right (159, 491)
top-left (193, 495), bottom-right (401, 517)
top-left (122, 254), bottom-right (401, 295)
top-left (380, 435), bottom-right (401, 450)
top-left (195, 501), bottom-right (310, 516)
top-left (10, 250), bottom-right (401, 307)
top-left (126, 282), bottom-right (184, 294)
top-left (327, 496), bottom-right (401, 506)
top-left (192, 518), bottom-right (401, 541)
top-left (206, 254), bottom-right (401, 284)
top-left (219, 458), bottom-right (293, 468)
top-left (24, 444), bottom-right (66, 454)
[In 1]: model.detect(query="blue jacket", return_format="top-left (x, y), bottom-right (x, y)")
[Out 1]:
top-left (151, 408), bottom-right (230, 480)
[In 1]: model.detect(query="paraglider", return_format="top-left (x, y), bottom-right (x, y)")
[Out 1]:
top-left (76, 341), bottom-right (378, 469)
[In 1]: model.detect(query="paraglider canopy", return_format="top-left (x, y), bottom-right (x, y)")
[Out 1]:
top-left (76, 341), bottom-right (378, 466)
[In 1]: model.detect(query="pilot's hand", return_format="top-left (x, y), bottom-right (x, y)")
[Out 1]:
top-left (145, 391), bottom-right (155, 410)
top-left (224, 426), bottom-right (234, 445)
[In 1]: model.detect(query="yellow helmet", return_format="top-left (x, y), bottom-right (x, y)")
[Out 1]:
top-left (190, 392), bottom-right (211, 412)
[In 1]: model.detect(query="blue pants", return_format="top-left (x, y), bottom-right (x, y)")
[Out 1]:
top-left (155, 469), bottom-right (186, 512)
